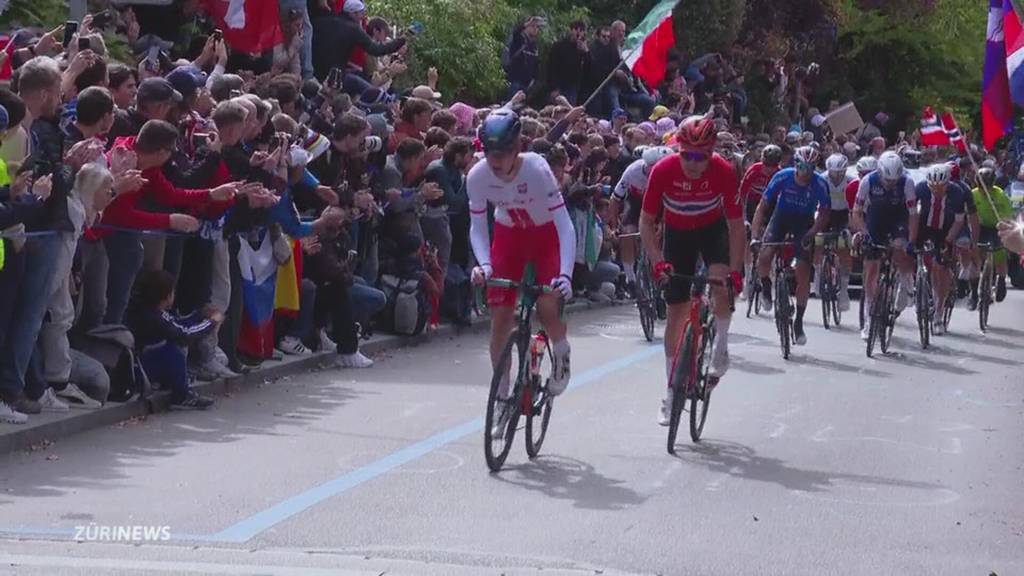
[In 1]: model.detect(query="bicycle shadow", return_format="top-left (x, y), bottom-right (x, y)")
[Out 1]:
top-left (787, 355), bottom-right (890, 378)
top-left (731, 356), bottom-right (785, 375)
top-left (940, 331), bottom-right (1020, 351)
top-left (874, 346), bottom-right (979, 375)
top-left (492, 455), bottom-right (647, 511)
top-left (984, 325), bottom-right (1024, 338)
top-left (672, 439), bottom-right (947, 495)
top-left (926, 343), bottom-right (1019, 367)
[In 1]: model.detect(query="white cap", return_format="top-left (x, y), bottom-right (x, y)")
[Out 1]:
top-left (343, 0), bottom-right (367, 14)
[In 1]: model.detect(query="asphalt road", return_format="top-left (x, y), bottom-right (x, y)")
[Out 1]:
top-left (1, 291), bottom-right (1022, 576)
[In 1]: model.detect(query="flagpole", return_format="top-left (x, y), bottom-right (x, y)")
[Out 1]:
top-left (580, 43), bottom-right (643, 111)
top-left (961, 148), bottom-right (1004, 224)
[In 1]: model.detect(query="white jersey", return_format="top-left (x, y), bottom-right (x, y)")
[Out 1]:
top-left (825, 173), bottom-right (855, 211)
top-left (468, 152), bottom-right (566, 229)
top-left (613, 159), bottom-right (649, 201)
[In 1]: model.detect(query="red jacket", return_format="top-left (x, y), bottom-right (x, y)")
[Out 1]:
top-left (96, 137), bottom-right (229, 238)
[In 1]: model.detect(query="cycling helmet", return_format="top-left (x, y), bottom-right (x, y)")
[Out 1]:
top-left (825, 153), bottom-right (849, 173)
top-left (877, 151), bottom-right (904, 181)
top-left (856, 155), bottom-right (877, 175)
top-left (761, 144), bottom-right (783, 165)
top-left (926, 163), bottom-right (952, 185)
top-left (977, 167), bottom-right (996, 188)
top-left (676, 115), bottom-right (717, 152)
top-left (793, 146), bottom-right (819, 167)
top-left (479, 109), bottom-right (522, 153)
top-left (632, 145), bottom-right (649, 160)
top-left (642, 146), bottom-right (674, 167)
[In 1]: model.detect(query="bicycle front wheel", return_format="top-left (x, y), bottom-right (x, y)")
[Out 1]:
top-left (667, 325), bottom-right (695, 455)
top-left (484, 331), bottom-right (525, 472)
top-left (979, 261), bottom-right (992, 333)
top-left (916, 272), bottom-right (931, 349)
top-left (880, 277), bottom-right (896, 354)
top-left (775, 274), bottom-right (791, 360)
top-left (690, 320), bottom-right (715, 442)
top-left (637, 261), bottom-right (656, 342)
top-left (821, 257), bottom-right (834, 330)
top-left (525, 338), bottom-right (554, 459)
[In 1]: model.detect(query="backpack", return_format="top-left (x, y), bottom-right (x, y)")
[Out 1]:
top-left (379, 274), bottom-right (429, 336)
top-left (441, 263), bottom-right (473, 325)
top-left (72, 325), bottom-right (151, 403)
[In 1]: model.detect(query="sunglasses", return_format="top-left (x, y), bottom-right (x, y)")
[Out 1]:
top-left (682, 151), bottom-right (709, 163)
top-left (796, 161), bottom-right (815, 172)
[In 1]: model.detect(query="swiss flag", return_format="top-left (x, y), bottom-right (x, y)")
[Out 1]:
top-left (203, 0), bottom-right (283, 55)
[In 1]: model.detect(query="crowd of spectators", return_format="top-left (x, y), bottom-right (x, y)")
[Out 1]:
top-left (0, 0), bottom-right (1019, 425)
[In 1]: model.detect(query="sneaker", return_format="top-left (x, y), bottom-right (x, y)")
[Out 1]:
top-left (658, 389), bottom-right (673, 426)
top-left (10, 394), bottom-right (41, 415)
top-left (55, 384), bottom-right (102, 409)
top-left (794, 324), bottom-right (808, 346)
top-left (838, 289), bottom-right (851, 312)
top-left (277, 336), bottom-right (310, 356)
top-left (335, 351), bottom-right (374, 369)
top-left (996, 276), bottom-right (1007, 303)
top-left (490, 402), bottom-right (512, 438)
top-left (860, 324), bottom-right (871, 341)
top-left (548, 347), bottom-right (571, 396)
top-left (318, 329), bottom-right (336, 353)
top-left (709, 345), bottom-right (730, 379)
top-left (171, 391), bottom-right (215, 411)
top-left (0, 400), bottom-right (27, 424)
top-left (38, 388), bottom-right (70, 413)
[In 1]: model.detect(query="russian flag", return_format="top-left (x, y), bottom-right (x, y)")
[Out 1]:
top-left (983, 0), bottom-right (1014, 151)
top-left (622, 0), bottom-right (677, 89)
top-left (237, 231), bottom-right (279, 360)
top-left (1005, 0), bottom-right (1024, 104)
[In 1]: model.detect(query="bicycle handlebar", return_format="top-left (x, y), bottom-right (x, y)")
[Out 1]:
top-left (486, 278), bottom-right (555, 294)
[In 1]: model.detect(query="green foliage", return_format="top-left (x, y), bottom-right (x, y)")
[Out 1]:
top-left (672, 0), bottom-right (746, 60)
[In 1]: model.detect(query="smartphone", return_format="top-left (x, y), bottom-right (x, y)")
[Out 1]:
top-left (78, 37), bottom-right (91, 51)
top-left (326, 68), bottom-right (342, 90)
top-left (91, 10), bottom-right (113, 29)
top-left (62, 21), bottom-right (79, 48)
top-left (191, 133), bottom-right (210, 148)
top-left (145, 46), bottom-right (160, 73)
top-left (211, 29), bottom-right (223, 42)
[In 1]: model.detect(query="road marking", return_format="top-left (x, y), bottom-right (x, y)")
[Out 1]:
top-left (209, 345), bottom-right (661, 543)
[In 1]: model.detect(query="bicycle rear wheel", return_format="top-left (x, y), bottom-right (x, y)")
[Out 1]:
top-left (484, 331), bottom-right (525, 472)
top-left (979, 261), bottom-right (992, 333)
top-left (775, 273), bottom-right (791, 360)
top-left (637, 261), bottom-right (656, 342)
top-left (525, 337), bottom-right (554, 459)
top-left (821, 258), bottom-right (834, 330)
top-left (667, 325), bottom-right (695, 455)
top-left (689, 319), bottom-right (714, 442)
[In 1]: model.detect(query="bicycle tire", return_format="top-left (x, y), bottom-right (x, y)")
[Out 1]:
top-left (979, 259), bottom-right (992, 333)
top-left (484, 331), bottom-right (525, 472)
top-left (525, 338), bottom-right (554, 459)
top-left (916, 272), bottom-right (931, 349)
top-left (667, 325), bottom-right (694, 455)
top-left (859, 290), bottom-right (866, 330)
top-left (879, 276), bottom-right (896, 354)
top-left (821, 256), bottom-right (834, 330)
top-left (637, 261), bottom-right (656, 342)
top-left (689, 317), bottom-right (714, 442)
top-left (775, 272), bottom-right (791, 360)
top-left (866, 286), bottom-right (881, 358)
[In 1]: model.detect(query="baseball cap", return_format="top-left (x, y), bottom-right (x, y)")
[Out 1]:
top-left (343, 0), bottom-right (366, 13)
top-left (165, 66), bottom-right (208, 102)
top-left (137, 77), bottom-right (183, 105)
top-left (649, 105), bottom-right (670, 122)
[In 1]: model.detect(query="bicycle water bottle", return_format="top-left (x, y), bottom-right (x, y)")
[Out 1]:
top-left (530, 333), bottom-right (548, 375)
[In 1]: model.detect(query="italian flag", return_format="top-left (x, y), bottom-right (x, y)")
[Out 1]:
top-left (622, 0), bottom-right (678, 89)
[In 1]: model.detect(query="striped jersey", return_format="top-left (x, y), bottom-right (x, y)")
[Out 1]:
top-left (641, 152), bottom-right (741, 230)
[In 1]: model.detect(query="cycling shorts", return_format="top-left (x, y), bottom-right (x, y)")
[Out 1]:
top-left (662, 218), bottom-right (730, 305)
top-left (864, 222), bottom-right (909, 261)
top-left (827, 209), bottom-right (849, 233)
top-left (764, 212), bottom-right (814, 261)
top-left (621, 195), bottom-right (644, 228)
top-left (487, 222), bottom-right (560, 307)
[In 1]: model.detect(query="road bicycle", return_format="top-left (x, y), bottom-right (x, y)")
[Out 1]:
top-left (759, 241), bottom-right (798, 360)
top-left (622, 233), bottom-right (657, 342)
top-left (865, 244), bottom-right (898, 358)
top-left (816, 232), bottom-right (844, 329)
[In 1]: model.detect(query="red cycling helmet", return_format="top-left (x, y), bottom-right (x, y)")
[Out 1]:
top-left (676, 116), bottom-right (717, 152)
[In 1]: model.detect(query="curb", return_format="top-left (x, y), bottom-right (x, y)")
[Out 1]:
top-left (0, 299), bottom-right (617, 455)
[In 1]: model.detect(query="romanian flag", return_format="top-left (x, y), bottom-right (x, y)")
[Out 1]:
top-left (622, 0), bottom-right (678, 89)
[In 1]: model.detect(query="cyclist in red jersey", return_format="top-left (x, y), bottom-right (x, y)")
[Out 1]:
top-left (740, 145), bottom-right (782, 297)
top-left (640, 116), bottom-right (745, 426)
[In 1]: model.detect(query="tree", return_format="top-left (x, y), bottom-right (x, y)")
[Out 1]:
top-left (672, 0), bottom-right (746, 60)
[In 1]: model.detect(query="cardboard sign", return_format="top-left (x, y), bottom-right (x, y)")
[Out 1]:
top-left (825, 102), bottom-right (865, 136)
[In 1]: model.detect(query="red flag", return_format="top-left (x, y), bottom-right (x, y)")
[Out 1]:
top-left (203, 0), bottom-right (283, 55)
top-left (941, 112), bottom-right (969, 155)
top-left (622, 0), bottom-right (677, 89)
top-left (920, 106), bottom-right (951, 147)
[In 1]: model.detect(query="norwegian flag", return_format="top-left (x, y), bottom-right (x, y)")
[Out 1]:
top-left (941, 112), bottom-right (969, 155)
top-left (920, 106), bottom-right (951, 147)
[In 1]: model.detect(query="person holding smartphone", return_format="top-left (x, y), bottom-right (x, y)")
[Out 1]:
top-left (310, 0), bottom-right (407, 89)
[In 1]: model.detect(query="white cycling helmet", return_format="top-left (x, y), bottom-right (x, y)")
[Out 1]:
top-left (793, 146), bottom-right (820, 167)
top-left (642, 146), bottom-right (674, 167)
top-left (856, 155), bottom-right (877, 175)
top-left (926, 163), bottom-right (952, 185)
top-left (877, 151), bottom-right (904, 181)
top-left (825, 153), bottom-right (849, 173)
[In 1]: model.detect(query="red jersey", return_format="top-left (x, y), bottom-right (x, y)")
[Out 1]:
top-left (740, 162), bottom-right (774, 203)
top-left (642, 153), bottom-right (741, 231)
top-left (844, 179), bottom-right (860, 212)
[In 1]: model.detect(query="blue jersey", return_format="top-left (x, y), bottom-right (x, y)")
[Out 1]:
top-left (762, 168), bottom-right (831, 217)
top-left (915, 181), bottom-right (972, 233)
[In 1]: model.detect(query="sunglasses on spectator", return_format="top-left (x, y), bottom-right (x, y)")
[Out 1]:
top-left (682, 151), bottom-right (709, 163)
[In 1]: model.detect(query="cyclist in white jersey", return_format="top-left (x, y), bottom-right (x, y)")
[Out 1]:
top-left (467, 110), bottom-right (576, 431)
top-left (609, 146), bottom-right (674, 293)
top-left (812, 154), bottom-right (855, 310)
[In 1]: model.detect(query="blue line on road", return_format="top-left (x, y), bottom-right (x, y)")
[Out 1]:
top-left (210, 344), bottom-right (661, 543)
